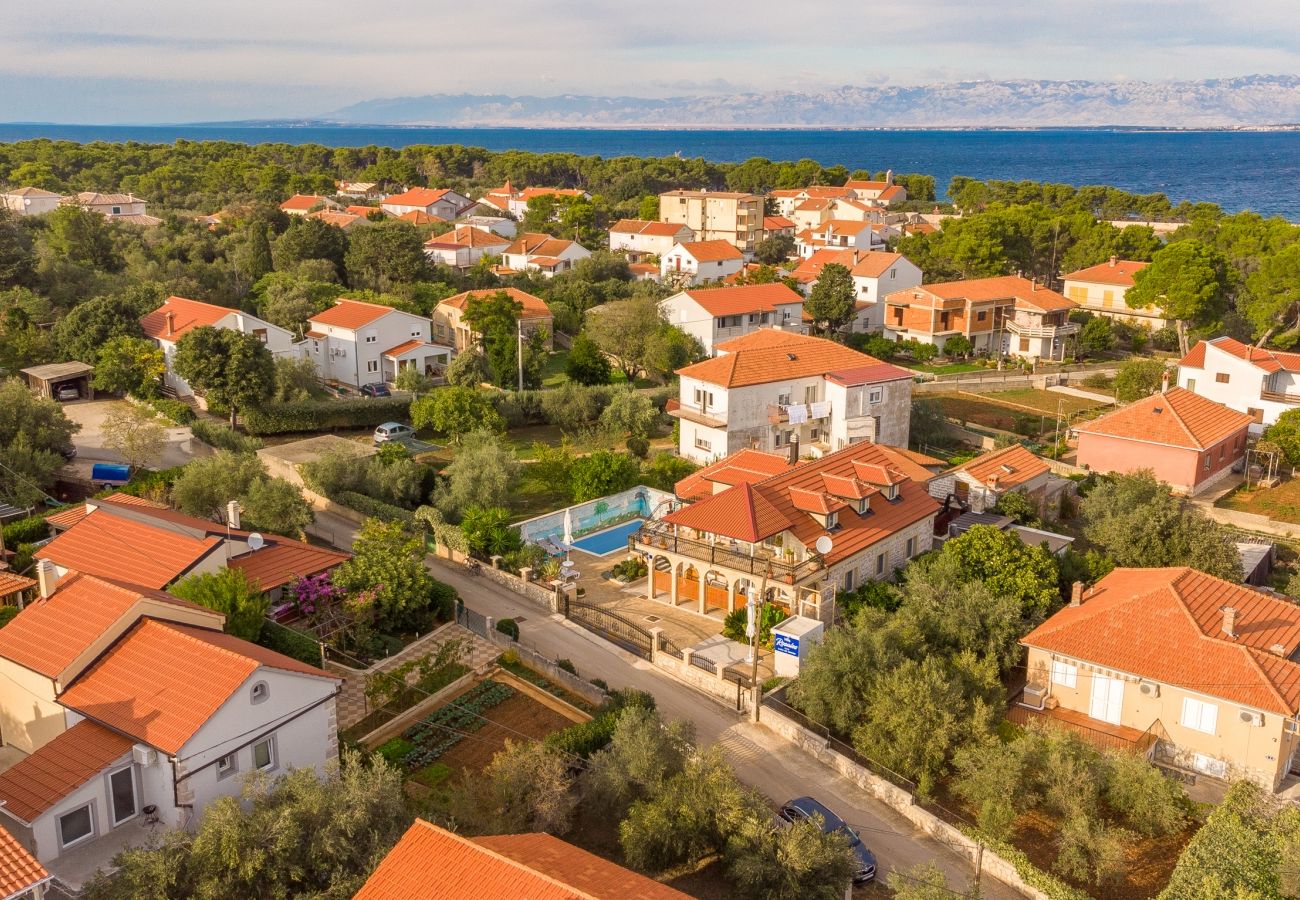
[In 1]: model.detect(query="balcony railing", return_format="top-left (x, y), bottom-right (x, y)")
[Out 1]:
top-left (767, 403), bottom-right (831, 424)
top-left (1005, 320), bottom-right (1081, 338)
top-left (1007, 690), bottom-right (1161, 757)
top-left (666, 398), bottom-right (727, 428)
top-left (630, 525), bottom-right (823, 585)
top-left (1261, 390), bottom-right (1300, 404)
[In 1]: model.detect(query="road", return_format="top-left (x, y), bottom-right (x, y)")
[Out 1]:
top-left (427, 557), bottom-right (1019, 898)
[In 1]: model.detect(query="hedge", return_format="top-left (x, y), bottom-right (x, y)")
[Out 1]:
top-left (191, 420), bottom-right (264, 453)
top-left (257, 621), bottom-right (322, 667)
top-left (955, 828), bottom-right (1092, 900)
top-left (242, 397), bottom-right (412, 435)
top-left (495, 618), bottom-right (519, 641)
top-left (489, 384), bottom-right (676, 429)
top-left (2, 515), bottom-right (51, 546)
top-left (137, 396), bottom-right (197, 425)
top-left (334, 491), bottom-right (416, 525)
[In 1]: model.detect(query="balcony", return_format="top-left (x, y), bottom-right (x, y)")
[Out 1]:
top-left (1005, 319), bottom-right (1081, 338)
top-left (1261, 390), bottom-right (1300, 405)
top-left (630, 524), bottom-right (824, 585)
top-left (767, 402), bottom-right (831, 425)
top-left (666, 398), bottom-right (727, 429)
top-left (1007, 689), bottom-right (1161, 756)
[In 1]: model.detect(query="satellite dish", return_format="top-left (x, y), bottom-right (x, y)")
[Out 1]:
top-left (247, 533), bottom-right (264, 552)
top-left (814, 535), bottom-right (833, 555)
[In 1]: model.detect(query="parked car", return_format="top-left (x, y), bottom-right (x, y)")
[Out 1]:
top-left (360, 382), bottom-right (391, 398)
top-left (778, 796), bottom-right (876, 883)
top-left (58, 442), bottom-right (77, 461)
top-left (55, 384), bottom-right (80, 401)
top-left (373, 422), bottom-right (415, 444)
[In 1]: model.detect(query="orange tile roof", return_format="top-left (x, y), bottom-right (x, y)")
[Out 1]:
top-left (1023, 567), bottom-right (1300, 715)
top-left (1179, 336), bottom-right (1300, 374)
top-left (677, 283), bottom-right (802, 316)
top-left (140, 295), bottom-right (238, 341)
top-left (660, 190), bottom-right (760, 200)
top-left (1179, 341), bottom-right (1207, 368)
top-left (424, 225), bottom-right (509, 249)
top-left (227, 541), bottom-right (350, 592)
top-left (0, 822), bottom-right (48, 896)
top-left (674, 449), bottom-right (792, 502)
top-left (790, 248), bottom-right (858, 283)
top-left (475, 832), bottom-right (691, 899)
top-left (676, 330), bottom-right (893, 389)
top-left (676, 239), bottom-right (743, 263)
top-left (822, 362), bottom-right (915, 387)
top-left (890, 275), bottom-right (1072, 311)
top-left (505, 232), bottom-right (581, 260)
top-left (383, 187), bottom-right (454, 208)
top-left (877, 184), bottom-right (906, 202)
top-left (0, 720), bottom-right (133, 823)
top-left (763, 215), bottom-right (796, 230)
top-left (794, 198), bottom-right (832, 212)
top-left (38, 506), bottom-right (220, 590)
top-left (1074, 387), bottom-right (1254, 450)
top-left (279, 194), bottom-right (325, 211)
top-left (609, 219), bottom-right (688, 237)
top-left (0, 570), bottom-right (36, 598)
top-left (844, 179), bottom-right (890, 191)
top-left (309, 210), bottom-right (364, 229)
top-left (665, 441), bottom-right (939, 563)
top-left (397, 210), bottom-right (446, 225)
top-left (949, 444), bottom-right (1049, 491)
top-left (439, 287), bottom-right (551, 319)
top-left (59, 619), bottom-right (333, 754)
top-left (1062, 258), bottom-right (1148, 287)
top-left (347, 204), bottom-right (383, 217)
top-left (381, 339), bottom-right (426, 358)
top-left (813, 218), bottom-right (871, 235)
top-left (44, 505), bottom-right (90, 530)
top-left (309, 298), bottom-right (396, 330)
top-left (850, 251), bottom-right (907, 279)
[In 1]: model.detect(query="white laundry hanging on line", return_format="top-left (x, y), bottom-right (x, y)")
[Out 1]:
top-left (786, 404), bottom-right (809, 424)
top-left (809, 401), bottom-right (831, 419)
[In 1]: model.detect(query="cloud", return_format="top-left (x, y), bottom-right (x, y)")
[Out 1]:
top-left (1, 0), bottom-right (1296, 121)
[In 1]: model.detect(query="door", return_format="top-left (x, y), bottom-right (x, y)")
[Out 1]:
top-left (1089, 675), bottom-right (1124, 725)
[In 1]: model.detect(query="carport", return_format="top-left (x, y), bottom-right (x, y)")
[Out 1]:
top-left (21, 361), bottom-right (94, 401)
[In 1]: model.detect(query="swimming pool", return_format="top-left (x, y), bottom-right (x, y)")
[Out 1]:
top-left (570, 519), bottom-right (645, 557)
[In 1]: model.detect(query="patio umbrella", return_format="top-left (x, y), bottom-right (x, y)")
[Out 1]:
top-left (562, 508), bottom-right (574, 545)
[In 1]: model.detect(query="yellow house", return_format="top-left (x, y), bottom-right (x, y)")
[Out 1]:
top-left (431, 288), bottom-right (554, 353)
top-left (1019, 567), bottom-right (1300, 792)
top-left (1060, 257), bottom-right (1168, 329)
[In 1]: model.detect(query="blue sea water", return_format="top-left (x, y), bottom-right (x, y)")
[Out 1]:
top-left (0, 123), bottom-right (1297, 218)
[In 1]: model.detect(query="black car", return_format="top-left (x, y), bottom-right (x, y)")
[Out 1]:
top-left (778, 796), bottom-right (876, 883)
top-left (360, 382), bottom-right (391, 398)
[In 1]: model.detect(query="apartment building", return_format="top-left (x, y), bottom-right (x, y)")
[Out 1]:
top-left (658, 190), bottom-right (764, 254)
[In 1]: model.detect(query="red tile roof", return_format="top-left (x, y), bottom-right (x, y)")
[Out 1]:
top-left (346, 205), bottom-right (383, 217)
top-left (850, 251), bottom-right (907, 279)
top-left (0, 720), bottom-right (132, 823)
top-left (790, 248), bottom-right (858, 283)
top-left (1179, 336), bottom-right (1300, 374)
top-left (0, 821), bottom-right (48, 896)
top-left (1023, 567), bottom-right (1300, 715)
top-left (1062, 258), bottom-right (1149, 287)
top-left (59, 619), bottom-right (334, 754)
top-left (610, 219), bottom-right (688, 237)
top-left (506, 233), bottom-right (582, 260)
top-left (140, 296), bottom-right (239, 341)
top-left (763, 215), bottom-right (796, 230)
top-left (308, 210), bottom-right (364, 229)
top-left (475, 832), bottom-right (690, 899)
top-left (822, 362), bottom-right (915, 387)
top-left (439, 287), bottom-right (551, 319)
top-left (675, 240), bottom-right (743, 263)
top-left (383, 187), bottom-right (454, 208)
top-left (948, 444), bottom-right (1050, 491)
top-left (665, 481), bottom-right (792, 542)
top-left (397, 210), bottom-right (446, 225)
top-left (1179, 341), bottom-right (1207, 368)
top-left (0, 570), bottom-right (36, 599)
top-left (424, 225), bottom-right (509, 249)
top-left (1074, 387), bottom-right (1254, 450)
top-left (677, 283), bottom-right (802, 316)
top-left (889, 275), bottom-right (1073, 312)
top-left (227, 541), bottom-right (350, 592)
top-left (674, 449), bottom-right (793, 502)
top-left (309, 298), bottom-right (396, 330)
top-left (279, 194), bottom-right (325, 211)
top-left (38, 506), bottom-right (220, 590)
top-left (676, 330), bottom-right (893, 389)
top-left (381, 339), bottom-right (425, 358)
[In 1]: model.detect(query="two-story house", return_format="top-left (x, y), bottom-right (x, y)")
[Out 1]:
top-left (660, 240), bottom-right (745, 286)
top-left (305, 299), bottom-right (451, 388)
top-left (630, 441), bottom-right (939, 618)
top-left (793, 220), bottom-right (883, 259)
top-left (1061, 258), bottom-right (1165, 328)
top-left (0, 569), bottom-right (339, 877)
top-left (432, 288), bottom-right (553, 353)
top-left (1177, 336), bottom-right (1300, 430)
top-left (659, 283), bottom-right (805, 355)
top-left (762, 215), bottom-right (797, 242)
top-left (849, 252), bottom-right (923, 331)
top-left (926, 444), bottom-right (1055, 515)
top-left (70, 192), bottom-right (148, 218)
top-left (767, 186), bottom-right (856, 218)
top-left (380, 187), bottom-right (474, 220)
top-left (668, 330), bottom-right (913, 464)
top-left (478, 183), bottom-right (590, 219)
top-left (140, 296), bottom-right (299, 399)
top-left (1019, 567), bottom-right (1300, 792)
top-left (608, 219), bottom-right (694, 261)
top-left (1, 187), bottom-right (63, 216)
top-left (844, 174), bottom-right (907, 207)
top-left (422, 226), bottom-right (510, 269)
top-left (499, 233), bottom-right (591, 277)
top-left (658, 191), bottom-right (764, 254)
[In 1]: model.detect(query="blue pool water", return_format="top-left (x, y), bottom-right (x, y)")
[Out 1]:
top-left (571, 520), bottom-right (645, 557)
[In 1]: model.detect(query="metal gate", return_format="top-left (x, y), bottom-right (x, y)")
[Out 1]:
top-left (564, 597), bottom-right (654, 660)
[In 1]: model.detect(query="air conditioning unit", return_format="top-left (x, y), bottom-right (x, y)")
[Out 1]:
top-left (1138, 681), bottom-right (1160, 698)
top-left (132, 744), bottom-right (157, 766)
top-left (1021, 684), bottom-right (1047, 710)
top-left (1239, 709), bottom-right (1264, 727)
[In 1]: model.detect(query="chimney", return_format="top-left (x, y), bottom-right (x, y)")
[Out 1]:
top-left (1108, 255), bottom-right (1117, 267)
top-left (1069, 581), bottom-right (1084, 607)
top-left (788, 434), bottom-right (800, 465)
top-left (226, 500), bottom-right (241, 530)
top-left (885, 169), bottom-right (894, 185)
top-left (165, 311), bottom-right (175, 336)
top-left (1031, 278), bottom-right (1038, 291)
top-left (37, 559), bottom-right (59, 599)
top-left (1161, 370), bottom-right (1170, 393)
top-left (1220, 606), bottom-right (1237, 638)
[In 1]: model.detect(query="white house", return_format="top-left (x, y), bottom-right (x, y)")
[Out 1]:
top-left (140, 296), bottom-right (298, 398)
top-left (305, 299), bottom-right (452, 388)
top-left (381, 188), bottom-right (474, 220)
top-left (849, 252), bottom-right (923, 331)
top-left (459, 215), bottom-right (517, 238)
top-left (1061, 257), bottom-right (1165, 328)
top-left (669, 330), bottom-right (913, 464)
top-left (279, 194), bottom-right (332, 216)
top-left (478, 183), bottom-right (590, 219)
top-left (1, 187), bottom-right (63, 216)
top-left (660, 240), bottom-right (745, 287)
top-left (70, 192), bottom-right (148, 218)
top-left (794, 220), bottom-right (883, 259)
top-left (500, 233), bottom-right (590, 277)
top-left (608, 219), bottom-right (694, 261)
top-left (767, 187), bottom-right (855, 218)
top-left (844, 174), bottom-right (907, 207)
top-left (1178, 336), bottom-right (1300, 431)
top-left (0, 571), bottom-right (338, 880)
top-left (423, 226), bottom-right (510, 269)
top-left (659, 283), bottom-right (806, 355)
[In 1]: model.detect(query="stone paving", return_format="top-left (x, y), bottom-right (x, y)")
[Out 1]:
top-left (329, 622), bottom-right (498, 732)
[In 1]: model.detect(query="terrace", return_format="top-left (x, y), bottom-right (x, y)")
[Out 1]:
top-left (630, 520), bottom-right (823, 585)
top-left (1007, 689), bottom-right (1162, 756)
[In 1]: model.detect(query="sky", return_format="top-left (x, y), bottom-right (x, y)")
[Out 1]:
top-left (3, 0), bottom-right (1299, 123)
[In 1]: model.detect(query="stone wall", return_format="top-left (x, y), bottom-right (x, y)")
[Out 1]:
top-left (649, 634), bottom-right (750, 710)
top-left (481, 628), bottom-right (610, 707)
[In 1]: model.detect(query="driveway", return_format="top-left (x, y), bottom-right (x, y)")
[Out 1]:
top-left (61, 399), bottom-right (201, 469)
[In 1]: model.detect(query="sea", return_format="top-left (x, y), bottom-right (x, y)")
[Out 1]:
top-left (1, 123), bottom-right (1298, 219)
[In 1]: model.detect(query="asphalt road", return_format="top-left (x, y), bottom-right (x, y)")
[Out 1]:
top-left (427, 557), bottom-right (1020, 899)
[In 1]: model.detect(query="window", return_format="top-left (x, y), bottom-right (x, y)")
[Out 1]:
top-left (1215, 372), bottom-right (1230, 384)
top-left (825, 511), bottom-right (839, 530)
top-left (1204, 454), bottom-right (1211, 470)
top-left (110, 206), bottom-right (121, 215)
top-left (1181, 697), bottom-right (1218, 734)
top-left (905, 537), bottom-right (916, 557)
top-left (252, 735), bottom-right (277, 772)
top-left (366, 360), bottom-right (379, 373)
top-left (1102, 290), bottom-right (1115, 308)
top-left (715, 317), bottom-right (726, 329)
top-left (1019, 337), bottom-right (1031, 352)
top-left (1186, 378), bottom-right (1196, 392)
top-left (252, 328), bottom-right (268, 343)
top-left (58, 804), bottom-right (94, 848)
top-left (109, 766), bottom-right (137, 825)
top-left (889, 268), bottom-right (896, 278)
top-left (1050, 661), bottom-right (1078, 688)
top-left (695, 435), bottom-right (711, 451)
top-left (843, 570), bottom-right (854, 591)
top-left (875, 553), bottom-right (886, 575)
top-left (977, 310), bottom-right (987, 322)
top-left (868, 387), bottom-right (883, 404)
top-left (217, 753), bottom-right (237, 780)
top-left (411, 328), bottom-right (422, 338)
top-left (777, 391), bottom-right (791, 407)
top-left (251, 681), bottom-right (269, 704)
top-left (364, 334), bottom-right (378, 344)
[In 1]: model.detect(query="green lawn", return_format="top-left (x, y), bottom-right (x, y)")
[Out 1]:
top-left (982, 389), bottom-right (1107, 417)
top-left (898, 360), bottom-right (986, 375)
top-left (929, 389), bottom-right (1107, 437)
top-left (540, 350), bottom-right (570, 388)
top-left (1218, 480), bottom-right (1300, 525)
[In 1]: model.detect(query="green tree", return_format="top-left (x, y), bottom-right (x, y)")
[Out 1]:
top-left (890, 863), bottom-right (967, 900)
top-left (581, 706), bottom-right (693, 820)
top-left (235, 224), bottom-right (274, 289)
top-left (942, 524), bottom-right (1061, 617)
top-left (1261, 408), bottom-right (1300, 466)
top-left (460, 505), bottom-right (522, 558)
top-left (241, 476), bottom-right (314, 536)
top-left (896, 552), bottom-right (1026, 670)
top-left (724, 813), bottom-right (856, 900)
top-left (333, 518), bottom-right (439, 632)
top-left (168, 568), bottom-right (269, 641)
top-left (0, 377), bottom-right (78, 454)
top-left (393, 365), bottom-right (436, 394)
top-left (431, 429), bottom-right (519, 519)
top-left (641, 452), bottom-right (696, 492)
top-left (81, 750), bottom-right (408, 900)
top-left (0, 210), bottom-right (35, 288)
top-left (565, 332), bottom-right (612, 385)
top-left (1079, 316), bottom-right (1115, 355)
top-left (101, 404), bottom-right (166, 471)
top-left (599, 388), bottom-right (659, 438)
top-left (637, 195), bottom-right (660, 220)
top-left (170, 451), bottom-right (266, 521)
top-left (584, 295), bottom-right (663, 379)
top-left (909, 398), bottom-right (949, 450)
top-left (53, 294), bottom-right (145, 364)
top-left (952, 737), bottom-right (1027, 841)
top-left (540, 382), bottom-right (601, 432)
top-left (448, 740), bottom-right (578, 836)
top-left (272, 216), bottom-right (348, 276)
top-left (942, 335), bottom-right (973, 358)
top-left (410, 387), bottom-right (504, 441)
top-left (788, 609), bottom-right (902, 734)
top-left (994, 489), bottom-right (1039, 526)
top-left (803, 263), bottom-right (856, 335)
top-left (753, 232), bottom-right (796, 264)
top-left (269, 356), bottom-right (320, 403)
top-left (1112, 358), bottom-right (1169, 402)
top-left (172, 326), bottom-right (275, 426)
top-left (44, 205), bottom-right (121, 271)
top-left (444, 349), bottom-right (493, 388)
top-left (1127, 240), bottom-right (1230, 354)
top-left (569, 450), bottom-right (640, 502)
top-left (92, 336), bottom-right (166, 397)
top-left (1242, 242), bottom-right (1300, 344)
top-left (344, 220), bottom-right (428, 291)
top-left (643, 325), bottom-right (705, 381)
top-left (463, 291), bottom-right (546, 389)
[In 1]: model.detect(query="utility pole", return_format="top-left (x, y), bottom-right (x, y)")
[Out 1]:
top-left (516, 320), bottom-right (524, 392)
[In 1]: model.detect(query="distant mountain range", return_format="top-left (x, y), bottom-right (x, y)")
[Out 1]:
top-left (321, 75), bottom-right (1300, 128)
